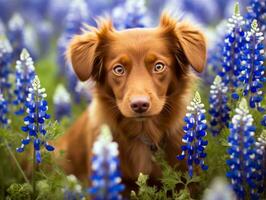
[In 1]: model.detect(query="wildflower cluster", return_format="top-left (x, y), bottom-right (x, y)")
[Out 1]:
top-left (239, 19), bottom-right (265, 112)
top-left (177, 92), bottom-right (208, 177)
top-left (0, 93), bottom-right (9, 127)
top-left (209, 76), bottom-right (230, 136)
top-left (226, 98), bottom-right (262, 199)
top-left (16, 76), bottom-right (54, 163)
top-left (56, 0), bottom-right (89, 72)
top-left (13, 49), bottom-right (36, 115)
top-left (0, 35), bottom-right (12, 99)
top-left (63, 175), bottom-right (84, 200)
top-left (57, 0), bottom-right (89, 103)
top-left (112, 0), bottom-right (149, 30)
top-left (245, 0), bottom-right (266, 32)
top-left (219, 3), bottom-right (245, 98)
top-left (202, 177), bottom-right (236, 200)
top-left (7, 14), bottom-right (25, 60)
top-left (88, 125), bottom-right (125, 200)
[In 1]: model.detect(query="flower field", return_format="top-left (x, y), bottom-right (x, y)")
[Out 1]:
top-left (0, 0), bottom-right (265, 199)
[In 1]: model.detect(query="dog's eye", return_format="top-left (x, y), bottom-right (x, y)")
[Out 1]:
top-left (113, 65), bottom-right (126, 76)
top-left (153, 62), bottom-right (165, 73)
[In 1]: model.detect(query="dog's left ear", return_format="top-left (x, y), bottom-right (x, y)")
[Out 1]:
top-left (160, 13), bottom-right (207, 73)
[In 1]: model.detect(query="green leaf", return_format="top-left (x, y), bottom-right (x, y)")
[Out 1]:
top-left (174, 189), bottom-right (193, 200)
top-left (45, 121), bottom-right (64, 141)
top-left (184, 173), bottom-right (200, 186)
top-left (6, 183), bottom-right (33, 200)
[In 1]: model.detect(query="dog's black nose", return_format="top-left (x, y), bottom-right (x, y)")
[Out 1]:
top-left (130, 96), bottom-right (150, 113)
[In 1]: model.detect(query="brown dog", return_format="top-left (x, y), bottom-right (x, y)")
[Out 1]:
top-left (56, 13), bottom-right (206, 190)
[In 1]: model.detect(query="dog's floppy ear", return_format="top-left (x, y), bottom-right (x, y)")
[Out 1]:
top-left (67, 32), bottom-right (98, 81)
top-left (160, 13), bottom-right (207, 73)
top-left (67, 20), bottom-right (113, 81)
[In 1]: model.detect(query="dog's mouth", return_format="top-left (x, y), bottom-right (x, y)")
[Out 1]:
top-left (130, 114), bottom-right (154, 121)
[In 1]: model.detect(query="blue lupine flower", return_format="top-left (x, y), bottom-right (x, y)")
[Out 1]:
top-left (179, 0), bottom-right (250, 25)
top-left (63, 0), bottom-right (89, 39)
top-left (219, 3), bottom-right (245, 99)
top-left (226, 98), bottom-right (260, 199)
top-left (0, 19), bottom-right (5, 34)
top-left (0, 35), bottom-right (13, 101)
top-left (17, 76), bottom-right (54, 163)
top-left (0, 0), bottom-right (17, 23)
top-left (13, 49), bottom-right (36, 115)
top-left (112, 0), bottom-right (150, 30)
top-left (0, 93), bottom-right (9, 128)
top-left (20, 0), bottom-right (50, 20)
top-left (57, 0), bottom-right (89, 76)
top-left (181, 0), bottom-right (219, 25)
top-left (204, 21), bottom-right (227, 85)
top-left (88, 125), bottom-right (125, 200)
top-left (239, 20), bottom-right (265, 112)
top-left (57, 0), bottom-right (89, 103)
top-left (177, 92), bottom-right (208, 177)
top-left (66, 65), bottom-right (81, 103)
top-left (63, 175), bottom-right (84, 200)
top-left (75, 80), bottom-right (93, 103)
top-left (254, 130), bottom-right (266, 195)
top-left (86, 0), bottom-right (123, 16)
top-left (245, 0), bottom-right (266, 32)
top-left (7, 13), bottom-right (25, 60)
top-left (53, 84), bottom-right (71, 121)
top-left (209, 76), bottom-right (230, 136)
top-left (202, 177), bottom-right (236, 200)
top-left (48, 0), bottom-right (69, 35)
top-left (23, 25), bottom-right (39, 60)
top-left (36, 21), bottom-right (53, 56)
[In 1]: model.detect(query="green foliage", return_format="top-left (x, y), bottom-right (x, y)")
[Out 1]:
top-left (131, 151), bottom-right (200, 200)
top-left (199, 127), bottom-right (229, 192)
top-left (44, 121), bottom-right (64, 141)
top-left (6, 183), bottom-right (33, 200)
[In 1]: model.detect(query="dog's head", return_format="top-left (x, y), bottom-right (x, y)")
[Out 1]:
top-left (67, 13), bottom-right (206, 119)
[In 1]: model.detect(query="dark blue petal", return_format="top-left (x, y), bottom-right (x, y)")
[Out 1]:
top-left (34, 139), bottom-right (41, 150)
top-left (45, 144), bottom-right (55, 151)
top-left (36, 150), bottom-right (41, 163)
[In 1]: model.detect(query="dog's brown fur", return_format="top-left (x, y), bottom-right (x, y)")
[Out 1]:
top-left (56, 13), bottom-right (207, 189)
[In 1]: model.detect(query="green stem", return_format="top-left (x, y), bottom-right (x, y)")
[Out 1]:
top-left (32, 146), bottom-right (37, 197)
top-left (4, 139), bottom-right (30, 184)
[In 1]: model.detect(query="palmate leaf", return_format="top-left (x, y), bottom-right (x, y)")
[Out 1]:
top-left (6, 183), bottom-right (33, 200)
top-left (174, 189), bottom-right (192, 200)
top-left (155, 150), bottom-right (183, 191)
top-left (161, 165), bottom-right (183, 191)
top-left (135, 173), bottom-right (158, 199)
top-left (132, 150), bottom-right (202, 199)
top-left (44, 121), bottom-right (64, 141)
top-left (184, 172), bottom-right (200, 186)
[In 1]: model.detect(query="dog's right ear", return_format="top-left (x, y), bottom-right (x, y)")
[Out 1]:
top-left (67, 32), bottom-right (98, 81)
top-left (67, 20), bottom-right (114, 81)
